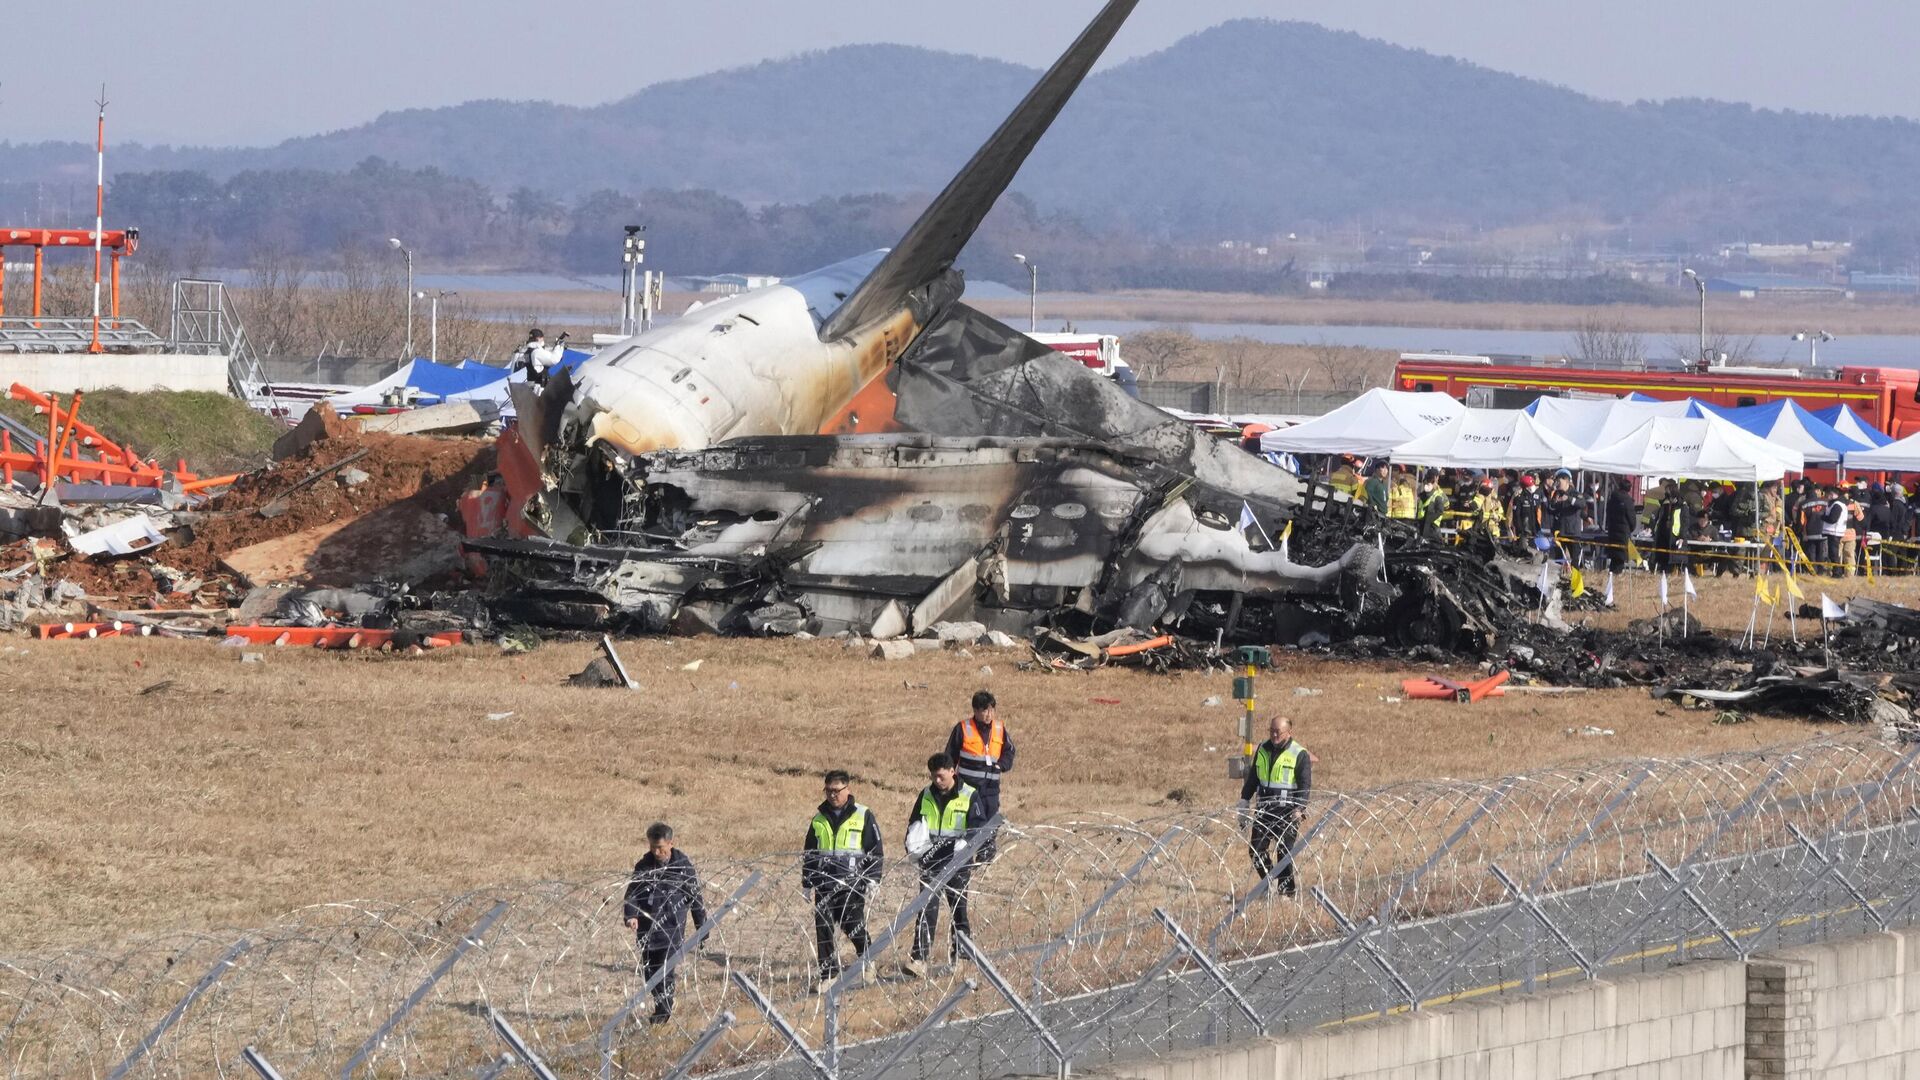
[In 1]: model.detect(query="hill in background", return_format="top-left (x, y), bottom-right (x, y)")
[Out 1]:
top-left (8, 20), bottom-right (1920, 250)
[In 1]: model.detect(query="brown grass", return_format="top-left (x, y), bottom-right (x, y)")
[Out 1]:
top-left (972, 291), bottom-right (1920, 337)
top-left (1565, 559), bottom-right (1920, 634)
top-left (0, 635), bottom-right (1822, 952)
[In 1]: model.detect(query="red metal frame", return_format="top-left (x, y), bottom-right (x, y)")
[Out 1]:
top-left (0, 227), bottom-right (138, 321)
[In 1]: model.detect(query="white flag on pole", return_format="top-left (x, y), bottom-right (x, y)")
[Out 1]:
top-left (1604, 571), bottom-right (1615, 607)
top-left (1658, 573), bottom-right (1669, 607)
top-left (1683, 569), bottom-right (1698, 599)
top-left (1536, 561), bottom-right (1552, 597)
top-left (1237, 501), bottom-right (1258, 532)
top-left (1820, 593), bottom-right (1848, 621)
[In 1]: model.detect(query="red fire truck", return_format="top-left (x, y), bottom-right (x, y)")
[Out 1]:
top-left (1391, 353), bottom-right (1920, 440)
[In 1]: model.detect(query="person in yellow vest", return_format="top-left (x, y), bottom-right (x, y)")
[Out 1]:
top-left (1387, 469), bottom-right (1418, 523)
top-left (803, 769), bottom-right (884, 988)
top-left (1236, 715), bottom-right (1314, 896)
top-left (1416, 478), bottom-right (1448, 541)
top-left (901, 753), bottom-right (990, 977)
top-left (1329, 456), bottom-right (1360, 495)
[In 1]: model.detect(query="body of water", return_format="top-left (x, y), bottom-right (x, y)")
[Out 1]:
top-left (1068, 319), bottom-right (1920, 371)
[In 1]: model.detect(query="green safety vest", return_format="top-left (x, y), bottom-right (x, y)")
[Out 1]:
top-left (1253, 742), bottom-right (1305, 795)
top-left (811, 804), bottom-right (870, 860)
top-left (918, 783), bottom-right (976, 838)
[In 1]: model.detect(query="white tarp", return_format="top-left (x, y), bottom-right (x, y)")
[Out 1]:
top-left (1258, 389), bottom-right (1464, 455)
top-left (67, 514), bottom-right (168, 556)
top-left (1580, 415), bottom-right (1803, 481)
top-left (1842, 429), bottom-right (1920, 471)
top-left (1526, 396), bottom-right (1695, 449)
top-left (1388, 408), bottom-right (1585, 470)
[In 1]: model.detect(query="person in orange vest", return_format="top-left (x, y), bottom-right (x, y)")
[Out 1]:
top-left (945, 690), bottom-right (1015, 855)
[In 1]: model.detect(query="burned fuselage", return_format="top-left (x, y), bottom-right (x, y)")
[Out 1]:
top-left (471, 433), bottom-right (1379, 641)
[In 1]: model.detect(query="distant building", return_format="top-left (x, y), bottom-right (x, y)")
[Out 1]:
top-left (684, 273), bottom-right (782, 295)
top-left (1848, 272), bottom-right (1920, 295)
top-left (1705, 274), bottom-right (1847, 299)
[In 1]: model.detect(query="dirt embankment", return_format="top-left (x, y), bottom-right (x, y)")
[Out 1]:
top-left (169, 407), bottom-right (496, 582)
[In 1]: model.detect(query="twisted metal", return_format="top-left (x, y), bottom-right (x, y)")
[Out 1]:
top-left (5, 739), bottom-right (1918, 1078)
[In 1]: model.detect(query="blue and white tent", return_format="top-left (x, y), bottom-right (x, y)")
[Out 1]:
top-left (1686, 400), bottom-right (1868, 465)
top-left (1811, 404), bottom-right (1893, 448)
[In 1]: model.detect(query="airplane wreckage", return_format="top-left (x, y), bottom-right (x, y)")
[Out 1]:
top-left (459, 0), bottom-right (1549, 655)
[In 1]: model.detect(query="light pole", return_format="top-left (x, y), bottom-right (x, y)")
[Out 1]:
top-left (1791, 330), bottom-right (1834, 368)
top-left (388, 237), bottom-right (414, 361)
top-left (419, 290), bottom-right (456, 363)
top-left (1013, 253), bottom-right (1038, 332)
top-left (1681, 267), bottom-right (1708, 368)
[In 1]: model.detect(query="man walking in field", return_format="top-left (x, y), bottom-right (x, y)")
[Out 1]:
top-left (946, 690), bottom-right (1015, 859)
top-left (901, 753), bottom-right (989, 977)
top-left (1238, 715), bottom-right (1313, 896)
top-left (803, 770), bottom-right (884, 989)
top-left (623, 822), bottom-right (708, 1024)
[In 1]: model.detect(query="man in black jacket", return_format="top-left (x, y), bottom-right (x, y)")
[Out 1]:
top-left (623, 823), bottom-right (708, 1023)
top-left (803, 769), bottom-right (884, 987)
top-left (902, 753), bottom-right (990, 977)
top-left (1237, 715), bottom-right (1314, 896)
top-left (1604, 481), bottom-right (1638, 574)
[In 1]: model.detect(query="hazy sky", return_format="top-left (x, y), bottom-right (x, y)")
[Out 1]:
top-left (8, 1), bottom-right (1919, 146)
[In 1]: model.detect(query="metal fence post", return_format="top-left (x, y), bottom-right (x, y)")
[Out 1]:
top-left (956, 931), bottom-right (1068, 1079)
top-left (1031, 825), bottom-right (1182, 1001)
top-left (1313, 889), bottom-right (1415, 1009)
top-left (729, 971), bottom-right (834, 1080)
top-left (240, 1046), bottom-right (286, 1080)
top-left (1205, 796), bottom-right (1346, 956)
top-left (661, 1010), bottom-right (735, 1080)
top-left (598, 870), bottom-right (763, 1080)
top-left (106, 937), bottom-right (250, 1080)
top-left (1153, 909), bottom-right (1263, 1034)
top-left (856, 979), bottom-right (976, 1080)
top-left (487, 1008), bottom-right (559, 1080)
top-left (339, 899), bottom-right (508, 1079)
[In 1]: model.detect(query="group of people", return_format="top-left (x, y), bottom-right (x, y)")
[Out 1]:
top-left (620, 691), bottom-right (1015, 1020)
top-left (1324, 457), bottom-right (1920, 578)
top-left (620, 692), bottom-right (1319, 1024)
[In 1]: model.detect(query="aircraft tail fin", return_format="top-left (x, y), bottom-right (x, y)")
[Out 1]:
top-left (818, 0), bottom-right (1139, 341)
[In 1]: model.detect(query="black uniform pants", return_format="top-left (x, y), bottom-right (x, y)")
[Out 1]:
top-left (970, 785), bottom-right (1004, 861)
top-left (812, 886), bottom-right (870, 976)
top-left (1248, 805), bottom-right (1301, 894)
top-left (641, 943), bottom-right (676, 1016)
top-left (912, 866), bottom-right (972, 962)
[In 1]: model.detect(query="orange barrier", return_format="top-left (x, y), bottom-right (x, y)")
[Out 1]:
top-left (4, 384), bottom-right (234, 493)
top-left (35, 620), bottom-right (154, 640)
top-left (221, 625), bottom-right (463, 650)
top-left (1401, 670), bottom-right (1511, 703)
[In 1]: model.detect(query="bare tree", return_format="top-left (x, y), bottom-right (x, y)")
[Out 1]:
top-left (1125, 327), bottom-right (1200, 383)
top-left (1569, 310), bottom-right (1646, 369)
top-left (1663, 331), bottom-right (1760, 367)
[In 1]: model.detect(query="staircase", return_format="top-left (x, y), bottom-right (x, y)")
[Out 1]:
top-left (168, 279), bottom-right (285, 416)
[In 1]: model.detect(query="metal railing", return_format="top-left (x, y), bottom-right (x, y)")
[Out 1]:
top-left (3, 739), bottom-right (1916, 1078)
top-left (168, 278), bottom-right (281, 410)
top-left (0, 316), bottom-right (165, 353)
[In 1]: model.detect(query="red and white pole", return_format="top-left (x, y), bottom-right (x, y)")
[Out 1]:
top-left (89, 88), bottom-right (107, 355)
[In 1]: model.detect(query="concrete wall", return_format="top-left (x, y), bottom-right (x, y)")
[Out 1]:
top-left (0, 352), bottom-right (229, 394)
top-left (1084, 927), bottom-right (1920, 1080)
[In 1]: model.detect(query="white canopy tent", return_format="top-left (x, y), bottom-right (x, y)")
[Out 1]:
top-left (1388, 408), bottom-right (1585, 470)
top-left (1525, 396), bottom-right (1694, 450)
top-left (1841, 430), bottom-right (1920, 472)
top-left (1259, 389), bottom-right (1464, 456)
top-left (1580, 415), bottom-right (1804, 482)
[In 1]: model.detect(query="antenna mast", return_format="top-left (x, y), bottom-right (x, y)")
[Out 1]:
top-left (88, 85), bottom-right (107, 354)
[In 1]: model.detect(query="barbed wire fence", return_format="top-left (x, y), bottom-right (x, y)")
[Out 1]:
top-left (5, 738), bottom-right (1918, 1079)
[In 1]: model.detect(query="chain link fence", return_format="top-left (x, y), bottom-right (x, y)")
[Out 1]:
top-left (5, 739), bottom-right (1918, 1078)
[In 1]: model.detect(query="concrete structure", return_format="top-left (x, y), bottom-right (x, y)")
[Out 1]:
top-left (0, 351), bottom-right (230, 393)
top-left (1084, 926), bottom-right (1920, 1080)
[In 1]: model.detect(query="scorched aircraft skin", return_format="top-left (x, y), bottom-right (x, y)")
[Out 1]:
top-left (478, 0), bottom-right (1394, 641)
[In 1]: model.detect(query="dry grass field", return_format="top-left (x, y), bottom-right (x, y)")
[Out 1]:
top-left (0, 632), bottom-right (1831, 953)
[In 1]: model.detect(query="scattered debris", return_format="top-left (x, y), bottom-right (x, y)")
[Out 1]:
top-left (485, 711), bottom-right (515, 722)
top-left (598, 634), bottom-right (637, 690)
top-left (567, 657), bottom-right (626, 687)
top-left (871, 640), bottom-right (915, 662)
top-left (137, 679), bottom-right (174, 695)
top-left (1200, 696), bottom-right (1222, 708)
top-left (1400, 671), bottom-right (1510, 703)
top-left (67, 514), bottom-right (168, 557)
top-left (256, 448), bottom-right (373, 520)
top-left (1569, 725), bottom-right (1617, 737)
top-left (680, 659), bottom-right (705, 672)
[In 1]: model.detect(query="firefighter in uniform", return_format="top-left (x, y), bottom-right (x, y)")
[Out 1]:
top-left (901, 753), bottom-right (989, 977)
top-left (946, 690), bottom-right (1015, 855)
top-left (1387, 469), bottom-right (1418, 524)
top-left (1237, 715), bottom-right (1314, 895)
top-left (803, 769), bottom-right (884, 988)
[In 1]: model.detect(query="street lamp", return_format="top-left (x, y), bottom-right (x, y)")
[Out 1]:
top-left (419, 289), bottom-right (457, 363)
top-left (1681, 268), bottom-right (1708, 368)
top-left (388, 237), bottom-right (414, 361)
top-left (1791, 330), bottom-right (1834, 368)
top-left (1013, 253), bottom-right (1038, 332)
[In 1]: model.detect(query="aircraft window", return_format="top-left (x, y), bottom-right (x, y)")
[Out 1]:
top-left (671, 368), bottom-right (692, 383)
top-left (1010, 504), bottom-right (1042, 519)
top-left (908, 504), bottom-right (945, 522)
top-left (855, 507), bottom-right (891, 524)
top-left (751, 509), bottom-right (781, 522)
top-left (1053, 503), bottom-right (1087, 520)
top-left (959, 504), bottom-right (993, 523)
